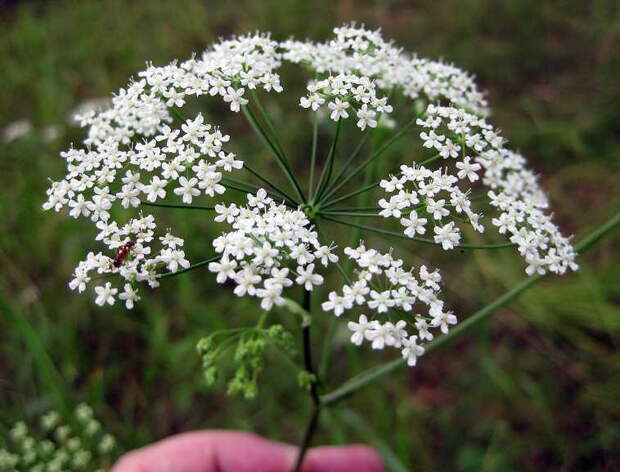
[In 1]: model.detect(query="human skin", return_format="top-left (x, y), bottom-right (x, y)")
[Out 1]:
top-left (112, 430), bottom-right (384, 472)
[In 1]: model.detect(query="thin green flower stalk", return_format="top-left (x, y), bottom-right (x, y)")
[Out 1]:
top-left (41, 24), bottom-right (593, 472)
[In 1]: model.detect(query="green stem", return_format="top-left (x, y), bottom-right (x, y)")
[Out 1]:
top-left (156, 255), bottom-right (221, 280)
top-left (242, 105), bottom-right (306, 202)
top-left (291, 406), bottom-right (321, 472)
top-left (308, 113), bottom-right (319, 200)
top-left (320, 211), bottom-right (381, 218)
top-left (322, 180), bottom-right (381, 209)
top-left (140, 201), bottom-right (215, 211)
top-left (314, 119), bottom-right (343, 202)
top-left (319, 214), bottom-right (516, 250)
top-left (291, 290), bottom-right (321, 472)
top-left (170, 107), bottom-right (186, 124)
top-left (320, 129), bottom-right (371, 199)
top-left (221, 178), bottom-right (296, 207)
top-left (251, 90), bottom-right (287, 160)
top-left (320, 210), bottom-right (620, 406)
top-left (221, 175), bottom-right (261, 191)
top-left (319, 117), bottom-right (417, 204)
top-left (241, 163), bottom-right (298, 205)
top-left (322, 207), bottom-right (381, 212)
top-left (302, 290), bottom-right (320, 405)
top-left (222, 182), bottom-right (259, 197)
top-left (420, 153), bottom-right (441, 166)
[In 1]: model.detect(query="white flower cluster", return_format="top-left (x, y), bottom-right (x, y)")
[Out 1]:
top-left (43, 33), bottom-right (287, 307)
top-left (282, 23), bottom-right (488, 115)
top-left (321, 244), bottom-right (455, 366)
top-left (68, 215), bottom-right (188, 308)
top-left (79, 33), bottom-right (282, 147)
top-left (299, 74), bottom-right (393, 130)
top-left (209, 190), bottom-right (338, 310)
top-left (484, 148), bottom-right (579, 275)
top-left (43, 33), bottom-right (281, 256)
top-left (43, 112), bottom-right (239, 220)
top-left (415, 104), bottom-right (578, 275)
top-left (379, 163), bottom-right (484, 250)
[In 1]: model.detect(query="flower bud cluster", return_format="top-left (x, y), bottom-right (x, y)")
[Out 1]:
top-left (209, 190), bottom-right (338, 310)
top-left (0, 404), bottom-right (116, 471)
top-left (197, 324), bottom-right (296, 399)
top-left (321, 244), bottom-right (455, 366)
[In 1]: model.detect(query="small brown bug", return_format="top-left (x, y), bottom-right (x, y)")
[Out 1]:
top-left (112, 240), bottom-right (136, 268)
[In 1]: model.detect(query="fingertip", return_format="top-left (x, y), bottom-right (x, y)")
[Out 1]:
top-left (111, 450), bottom-right (146, 472)
top-left (111, 430), bottom-right (296, 472)
top-left (303, 445), bottom-right (384, 472)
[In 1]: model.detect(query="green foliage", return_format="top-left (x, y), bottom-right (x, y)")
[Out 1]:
top-left (197, 324), bottom-right (296, 399)
top-left (0, 404), bottom-right (115, 471)
top-left (297, 371), bottom-right (317, 391)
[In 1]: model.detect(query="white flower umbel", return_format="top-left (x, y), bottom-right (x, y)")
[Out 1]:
top-left (323, 243), bottom-right (455, 366)
top-left (209, 190), bottom-right (337, 310)
top-left (44, 24), bottom-right (578, 374)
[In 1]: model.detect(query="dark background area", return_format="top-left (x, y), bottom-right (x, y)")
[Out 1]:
top-left (1, 1), bottom-right (619, 470)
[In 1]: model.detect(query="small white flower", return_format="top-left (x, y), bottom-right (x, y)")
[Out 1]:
top-left (160, 233), bottom-right (184, 249)
top-left (433, 222), bottom-right (461, 250)
top-left (68, 194), bottom-right (92, 218)
top-left (430, 308), bottom-right (458, 334)
top-left (347, 314), bottom-right (376, 346)
top-left (367, 290), bottom-right (394, 313)
top-left (400, 212), bottom-right (427, 237)
top-left (426, 198), bottom-right (450, 220)
top-left (456, 156), bottom-right (481, 182)
top-left (256, 283), bottom-right (284, 310)
top-left (321, 291), bottom-right (353, 316)
top-left (356, 104), bottom-right (377, 130)
top-left (328, 98), bottom-right (350, 121)
top-left (366, 322), bottom-right (396, 350)
top-left (295, 264), bottom-right (324, 290)
top-left (415, 318), bottom-right (434, 341)
top-left (144, 176), bottom-right (168, 202)
top-left (401, 335), bottom-right (425, 366)
top-left (119, 283), bottom-right (140, 309)
top-left (173, 177), bottom-right (200, 204)
top-left (94, 282), bottom-right (117, 306)
top-left (160, 248), bottom-right (190, 273)
top-left (223, 87), bottom-right (248, 112)
top-left (300, 94), bottom-right (324, 111)
top-left (209, 257), bottom-right (238, 283)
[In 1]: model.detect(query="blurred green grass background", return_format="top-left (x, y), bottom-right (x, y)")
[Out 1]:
top-left (1, 0), bottom-right (619, 470)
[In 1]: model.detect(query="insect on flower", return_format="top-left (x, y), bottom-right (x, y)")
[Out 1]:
top-left (112, 240), bottom-right (136, 268)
